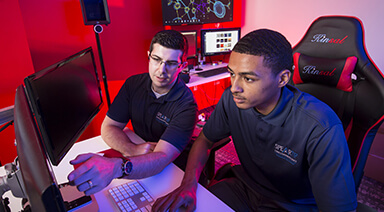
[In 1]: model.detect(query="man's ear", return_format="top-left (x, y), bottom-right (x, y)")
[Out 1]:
top-left (147, 51), bottom-right (150, 57)
top-left (278, 69), bottom-right (291, 88)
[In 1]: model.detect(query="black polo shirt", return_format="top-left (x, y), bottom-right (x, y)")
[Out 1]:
top-left (203, 85), bottom-right (357, 211)
top-left (107, 73), bottom-right (198, 152)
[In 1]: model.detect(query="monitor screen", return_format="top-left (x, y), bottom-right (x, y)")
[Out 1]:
top-left (23, 47), bottom-right (103, 166)
top-left (14, 47), bottom-right (102, 211)
top-left (181, 31), bottom-right (198, 59)
top-left (162, 0), bottom-right (233, 26)
top-left (201, 27), bottom-right (240, 57)
top-left (80, 0), bottom-right (110, 25)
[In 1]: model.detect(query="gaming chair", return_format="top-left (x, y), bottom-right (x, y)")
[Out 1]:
top-left (290, 15), bottom-right (384, 191)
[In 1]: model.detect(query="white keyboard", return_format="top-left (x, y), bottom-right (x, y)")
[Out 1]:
top-left (108, 181), bottom-right (154, 212)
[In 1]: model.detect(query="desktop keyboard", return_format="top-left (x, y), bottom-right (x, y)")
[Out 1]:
top-left (197, 66), bottom-right (228, 78)
top-left (108, 180), bottom-right (154, 212)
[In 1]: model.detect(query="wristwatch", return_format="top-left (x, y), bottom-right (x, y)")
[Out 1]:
top-left (121, 157), bottom-right (132, 177)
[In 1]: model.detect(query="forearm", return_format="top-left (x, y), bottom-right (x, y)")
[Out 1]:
top-left (119, 139), bottom-right (181, 179)
top-left (182, 132), bottom-right (213, 185)
top-left (122, 132), bottom-right (213, 181)
top-left (151, 132), bottom-right (214, 211)
top-left (101, 124), bottom-right (137, 156)
top-left (125, 151), bottom-right (170, 179)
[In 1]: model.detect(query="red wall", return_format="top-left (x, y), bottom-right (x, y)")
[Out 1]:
top-left (18, 0), bottom-right (98, 75)
top-left (0, 1), bottom-right (34, 108)
top-left (0, 0), bottom-right (242, 164)
top-left (0, 1), bottom-right (34, 164)
top-left (19, 0), bottom-right (242, 80)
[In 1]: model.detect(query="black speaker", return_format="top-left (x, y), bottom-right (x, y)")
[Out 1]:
top-left (80, 0), bottom-right (110, 25)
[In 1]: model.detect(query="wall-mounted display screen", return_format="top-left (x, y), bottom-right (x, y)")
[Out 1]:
top-left (162, 0), bottom-right (233, 26)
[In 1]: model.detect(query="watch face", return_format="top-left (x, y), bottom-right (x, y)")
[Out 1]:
top-left (124, 160), bottom-right (132, 175)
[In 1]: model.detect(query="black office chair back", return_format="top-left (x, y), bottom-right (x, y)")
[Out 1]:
top-left (290, 15), bottom-right (384, 190)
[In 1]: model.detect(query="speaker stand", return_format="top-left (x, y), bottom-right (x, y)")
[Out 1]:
top-left (94, 25), bottom-right (111, 107)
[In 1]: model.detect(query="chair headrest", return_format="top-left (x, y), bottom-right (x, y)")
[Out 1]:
top-left (293, 53), bottom-right (357, 92)
top-left (291, 16), bottom-right (376, 92)
top-left (292, 16), bottom-right (365, 59)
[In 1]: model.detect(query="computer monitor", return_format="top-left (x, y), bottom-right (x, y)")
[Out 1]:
top-left (180, 31), bottom-right (198, 60)
top-left (162, 0), bottom-right (233, 26)
top-left (14, 85), bottom-right (66, 211)
top-left (200, 27), bottom-right (240, 57)
top-left (13, 47), bottom-right (103, 211)
top-left (23, 47), bottom-right (103, 166)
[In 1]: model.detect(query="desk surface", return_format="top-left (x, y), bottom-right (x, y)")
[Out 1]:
top-left (187, 63), bottom-right (230, 87)
top-left (2, 133), bottom-right (233, 212)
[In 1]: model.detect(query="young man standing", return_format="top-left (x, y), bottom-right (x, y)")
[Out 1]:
top-left (153, 29), bottom-right (357, 212)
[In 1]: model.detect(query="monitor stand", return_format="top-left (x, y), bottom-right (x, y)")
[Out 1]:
top-left (191, 62), bottom-right (228, 73)
top-left (195, 53), bottom-right (204, 71)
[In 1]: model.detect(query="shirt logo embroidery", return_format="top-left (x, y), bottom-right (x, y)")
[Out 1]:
top-left (274, 143), bottom-right (298, 165)
top-left (156, 112), bottom-right (170, 126)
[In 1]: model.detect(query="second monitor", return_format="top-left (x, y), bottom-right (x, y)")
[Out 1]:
top-left (201, 27), bottom-right (241, 57)
top-left (180, 31), bottom-right (198, 60)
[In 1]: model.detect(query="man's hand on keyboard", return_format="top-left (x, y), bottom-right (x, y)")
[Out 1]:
top-left (67, 153), bottom-right (123, 195)
top-left (151, 179), bottom-right (197, 212)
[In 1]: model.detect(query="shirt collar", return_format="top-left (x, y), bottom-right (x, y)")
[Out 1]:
top-left (255, 85), bottom-right (295, 127)
top-left (146, 74), bottom-right (185, 103)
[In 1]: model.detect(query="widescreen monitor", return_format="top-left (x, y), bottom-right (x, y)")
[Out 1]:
top-left (23, 47), bottom-right (103, 166)
top-left (180, 31), bottom-right (198, 59)
top-left (162, 0), bottom-right (233, 26)
top-left (201, 27), bottom-right (240, 57)
top-left (14, 47), bottom-right (103, 211)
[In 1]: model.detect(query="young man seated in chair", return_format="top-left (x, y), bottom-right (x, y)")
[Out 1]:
top-left (152, 29), bottom-right (357, 212)
top-left (67, 30), bottom-right (198, 195)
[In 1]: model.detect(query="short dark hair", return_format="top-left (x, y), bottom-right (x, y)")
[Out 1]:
top-left (232, 29), bottom-right (293, 75)
top-left (149, 30), bottom-right (188, 61)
